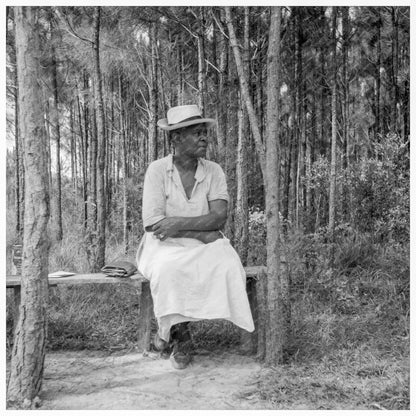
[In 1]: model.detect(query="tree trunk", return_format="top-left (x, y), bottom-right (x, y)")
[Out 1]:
top-left (92, 6), bottom-right (106, 270)
top-left (148, 21), bottom-right (158, 164)
top-left (264, 6), bottom-right (287, 365)
top-left (341, 7), bottom-right (350, 220)
top-left (197, 7), bottom-right (206, 113)
top-left (13, 14), bottom-right (23, 240)
top-left (215, 8), bottom-right (227, 168)
top-left (375, 9), bottom-right (382, 138)
top-left (76, 88), bottom-right (88, 229)
top-left (224, 46), bottom-right (238, 244)
top-left (69, 103), bottom-right (75, 195)
top-left (224, 6), bottom-right (265, 176)
top-left (289, 11), bottom-right (300, 226)
top-left (119, 73), bottom-right (129, 254)
top-left (328, 7), bottom-right (338, 245)
top-left (234, 7), bottom-right (250, 265)
top-left (391, 7), bottom-right (398, 133)
top-left (7, 6), bottom-right (50, 408)
top-left (318, 7), bottom-right (328, 157)
top-left (51, 32), bottom-right (63, 241)
top-left (86, 71), bottom-right (97, 239)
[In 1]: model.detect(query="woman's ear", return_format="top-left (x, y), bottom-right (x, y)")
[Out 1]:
top-left (171, 131), bottom-right (180, 146)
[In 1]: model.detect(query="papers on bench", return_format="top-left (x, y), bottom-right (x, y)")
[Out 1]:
top-left (48, 271), bottom-right (76, 278)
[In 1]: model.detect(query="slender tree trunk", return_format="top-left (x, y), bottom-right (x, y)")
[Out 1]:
top-left (92, 6), bottom-right (106, 270)
top-left (341, 7), bottom-right (350, 220)
top-left (234, 7), bottom-right (250, 265)
top-left (119, 73), bottom-right (129, 254)
top-left (224, 46), bottom-right (238, 244)
top-left (148, 21), bottom-right (158, 163)
top-left (297, 16), bottom-right (305, 230)
top-left (289, 11), bottom-right (299, 226)
top-left (224, 6), bottom-right (265, 175)
top-left (318, 7), bottom-right (327, 157)
top-left (264, 6), bottom-right (287, 366)
top-left (76, 89), bottom-right (88, 229)
top-left (107, 76), bottom-right (114, 213)
top-left (87, 72), bottom-right (97, 237)
top-left (375, 9), bottom-right (382, 138)
top-left (13, 14), bottom-right (23, 240)
top-left (7, 6), bottom-right (50, 408)
top-left (328, 7), bottom-right (338, 245)
top-left (44, 101), bottom-right (53, 212)
top-left (197, 7), bottom-right (206, 113)
top-left (51, 37), bottom-right (63, 241)
top-left (215, 8), bottom-right (227, 168)
top-left (391, 7), bottom-right (398, 133)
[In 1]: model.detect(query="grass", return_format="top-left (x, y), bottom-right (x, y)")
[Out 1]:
top-left (6, 227), bottom-right (409, 410)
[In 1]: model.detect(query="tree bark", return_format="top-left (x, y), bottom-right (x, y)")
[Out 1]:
top-left (76, 87), bottom-right (88, 229)
top-left (391, 7), bottom-right (399, 133)
top-left (234, 7), bottom-right (250, 265)
top-left (375, 9), bottom-right (382, 138)
top-left (264, 6), bottom-right (287, 365)
top-left (7, 6), bottom-right (50, 408)
top-left (341, 7), bottom-right (350, 219)
top-left (224, 45), bottom-right (238, 245)
top-left (92, 6), bottom-right (106, 270)
top-left (50, 25), bottom-right (63, 241)
top-left (13, 14), bottom-right (24, 240)
top-left (119, 72), bottom-right (129, 254)
top-left (215, 8), bottom-right (227, 168)
top-left (148, 21), bottom-right (158, 164)
top-left (328, 6), bottom-right (338, 244)
top-left (288, 10), bottom-right (300, 226)
top-left (197, 7), bottom-right (206, 113)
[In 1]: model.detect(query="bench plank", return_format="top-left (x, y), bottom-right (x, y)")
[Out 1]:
top-left (6, 265), bottom-right (265, 288)
top-left (6, 273), bottom-right (147, 288)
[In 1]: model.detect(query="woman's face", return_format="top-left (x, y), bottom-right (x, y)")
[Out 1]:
top-left (173, 124), bottom-right (208, 158)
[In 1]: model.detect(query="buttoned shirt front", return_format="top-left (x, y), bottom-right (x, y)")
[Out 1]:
top-left (142, 154), bottom-right (229, 229)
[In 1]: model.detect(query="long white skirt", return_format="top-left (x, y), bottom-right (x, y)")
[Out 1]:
top-left (136, 233), bottom-right (255, 341)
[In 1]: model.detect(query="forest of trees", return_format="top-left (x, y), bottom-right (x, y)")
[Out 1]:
top-left (6, 6), bottom-right (410, 253)
top-left (6, 6), bottom-right (410, 408)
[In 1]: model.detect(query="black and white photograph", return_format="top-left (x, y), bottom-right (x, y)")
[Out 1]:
top-left (5, 3), bottom-right (410, 411)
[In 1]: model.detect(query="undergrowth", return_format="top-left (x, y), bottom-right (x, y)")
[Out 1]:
top-left (6, 222), bottom-right (409, 409)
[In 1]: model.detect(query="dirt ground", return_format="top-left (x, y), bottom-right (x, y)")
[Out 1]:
top-left (38, 349), bottom-right (273, 410)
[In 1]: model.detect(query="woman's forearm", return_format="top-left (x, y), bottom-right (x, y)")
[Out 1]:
top-left (172, 230), bottom-right (222, 243)
top-left (174, 212), bottom-right (225, 232)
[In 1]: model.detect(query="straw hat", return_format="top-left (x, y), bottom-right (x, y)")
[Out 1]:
top-left (157, 105), bottom-right (216, 131)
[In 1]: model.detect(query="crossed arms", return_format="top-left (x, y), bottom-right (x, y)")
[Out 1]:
top-left (145, 199), bottom-right (227, 244)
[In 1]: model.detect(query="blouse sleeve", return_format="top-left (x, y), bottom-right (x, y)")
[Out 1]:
top-left (142, 162), bottom-right (166, 229)
top-left (208, 163), bottom-right (229, 202)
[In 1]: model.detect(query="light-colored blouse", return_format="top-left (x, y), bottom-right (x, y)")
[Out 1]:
top-left (142, 153), bottom-right (229, 229)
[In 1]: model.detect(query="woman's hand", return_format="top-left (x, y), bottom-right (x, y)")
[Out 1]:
top-left (199, 230), bottom-right (223, 244)
top-left (151, 217), bottom-right (182, 241)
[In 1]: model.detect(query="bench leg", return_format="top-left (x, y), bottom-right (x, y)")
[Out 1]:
top-left (136, 281), bottom-right (154, 352)
top-left (240, 277), bottom-right (258, 355)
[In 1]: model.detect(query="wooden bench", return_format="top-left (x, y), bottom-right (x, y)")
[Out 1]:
top-left (7, 266), bottom-right (266, 353)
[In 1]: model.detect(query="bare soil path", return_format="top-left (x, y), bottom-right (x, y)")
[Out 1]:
top-left (38, 349), bottom-right (272, 410)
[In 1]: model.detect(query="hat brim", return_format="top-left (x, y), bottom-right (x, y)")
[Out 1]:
top-left (157, 118), bottom-right (216, 131)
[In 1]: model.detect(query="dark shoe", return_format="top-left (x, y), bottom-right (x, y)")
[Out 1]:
top-left (170, 322), bottom-right (191, 343)
top-left (169, 339), bottom-right (193, 370)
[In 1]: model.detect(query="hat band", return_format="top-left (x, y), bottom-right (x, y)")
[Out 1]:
top-left (168, 115), bottom-right (202, 125)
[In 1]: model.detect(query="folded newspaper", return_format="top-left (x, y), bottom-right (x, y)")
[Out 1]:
top-left (101, 260), bottom-right (137, 278)
top-left (48, 271), bottom-right (75, 278)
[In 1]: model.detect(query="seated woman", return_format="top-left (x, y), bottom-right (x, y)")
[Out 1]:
top-left (136, 104), bottom-right (254, 369)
